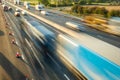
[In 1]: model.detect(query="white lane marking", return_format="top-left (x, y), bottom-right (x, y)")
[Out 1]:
top-left (64, 74), bottom-right (70, 80)
top-left (25, 38), bottom-right (45, 69)
top-left (25, 38), bottom-right (32, 48)
top-left (21, 54), bottom-right (25, 60)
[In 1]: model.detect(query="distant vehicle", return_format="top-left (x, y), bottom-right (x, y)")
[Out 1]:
top-left (2, 5), bottom-right (8, 11)
top-left (56, 34), bottom-right (120, 80)
top-left (26, 4), bottom-right (30, 9)
top-left (21, 11), bottom-right (27, 15)
top-left (8, 7), bottom-right (12, 11)
top-left (65, 21), bottom-right (85, 31)
top-left (24, 1), bottom-right (29, 6)
top-left (24, 1), bottom-right (30, 9)
top-left (15, 8), bottom-right (20, 12)
top-left (41, 11), bottom-right (49, 15)
top-left (14, 0), bottom-right (20, 5)
top-left (35, 4), bottom-right (44, 11)
top-left (14, 11), bottom-right (20, 17)
top-left (23, 17), bottom-right (120, 80)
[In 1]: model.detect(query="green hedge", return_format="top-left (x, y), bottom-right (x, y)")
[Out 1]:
top-left (71, 5), bottom-right (120, 18)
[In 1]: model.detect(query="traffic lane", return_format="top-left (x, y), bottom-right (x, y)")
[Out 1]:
top-left (12, 3), bottom-right (75, 27)
top-left (20, 27), bottom-right (60, 80)
top-left (20, 17), bottom-right (79, 80)
top-left (24, 5), bottom-right (120, 47)
top-left (20, 5), bottom-right (120, 47)
top-left (31, 10), bottom-right (120, 48)
top-left (23, 35), bottom-right (61, 80)
top-left (43, 52), bottom-right (79, 80)
top-left (30, 38), bottom-right (79, 80)
top-left (4, 4), bottom-right (82, 79)
top-left (79, 25), bottom-right (120, 47)
top-left (8, 2), bottom-right (120, 38)
top-left (21, 21), bottom-right (79, 80)
top-left (17, 3), bottom-right (80, 24)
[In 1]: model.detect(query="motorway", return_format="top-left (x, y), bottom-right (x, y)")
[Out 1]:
top-left (3, 6), bottom-right (85, 80)
top-left (2, 1), bottom-right (120, 80)
top-left (14, 2), bottom-right (120, 48)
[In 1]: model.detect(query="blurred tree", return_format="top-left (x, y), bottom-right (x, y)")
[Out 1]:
top-left (71, 4), bottom-right (79, 13)
top-left (37, 0), bottom-right (49, 6)
top-left (78, 0), bottom-right (86, 5)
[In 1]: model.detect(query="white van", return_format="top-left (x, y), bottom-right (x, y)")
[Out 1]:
top-left (24, 1), bottom-right (29, 6)
top-left (41, 11), bottom-right (49, 15)
top-left (35, 4), bottom-right (44, 11)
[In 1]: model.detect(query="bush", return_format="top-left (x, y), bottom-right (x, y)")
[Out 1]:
top-left (71, 4), bottom-right (79, 13)
top-left (71, 5), bottom-right (120, 18)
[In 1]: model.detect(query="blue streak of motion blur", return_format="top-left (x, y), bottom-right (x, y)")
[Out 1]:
top-left (24, 18), bottom-right (120, 80)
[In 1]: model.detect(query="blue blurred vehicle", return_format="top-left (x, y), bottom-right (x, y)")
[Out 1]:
top-left (56, 34), bottom-right (120, 80)
top-left (23, 18), bottom-right (120, 80)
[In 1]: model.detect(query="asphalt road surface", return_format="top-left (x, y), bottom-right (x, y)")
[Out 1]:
top-left (14, 2), bottom-right (120, 48)
top-left (3, 8), bottom-right (85, 80)
top-left (20, 15), bottom-right (85, 80)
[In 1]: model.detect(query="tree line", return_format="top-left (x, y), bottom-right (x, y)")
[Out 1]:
top-left (36, 0), bottom-right (120, 6)
top-left (71, 5), bottom-right (120, 18)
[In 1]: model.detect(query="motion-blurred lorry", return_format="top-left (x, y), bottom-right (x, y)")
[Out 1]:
top-left (8, 7), bottom-right (12, 11)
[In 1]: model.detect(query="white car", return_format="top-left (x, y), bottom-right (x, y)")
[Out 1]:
top-left (26, 5), bottom-right (30, 9)
top-left (24, 1), bottom-right (29, 6)
top-left (8, 7), bottom-right (12, 11)
top-left (21, 11), bottom-right (27, 15)
top-left (16, 8), bottom-right (20, 12)
top-left (41, 11), bottom-right (49, 15)
top-left (14, 11), bottom-right (20, 17)
top-left (35, 5), bottom-right (44, 11)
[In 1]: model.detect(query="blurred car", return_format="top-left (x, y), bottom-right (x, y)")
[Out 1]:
top-left (8, 7), bottom-right (12, 11)
top-left (41, 11), bottom-right (49, 15)
top-left (14, 11), bottom-right (20, 17)
top-left (16, 8), bottom-right (20, 12)
top-left (35, 4), bottom-right (44, 11)
top-left (21, 11), bottom-right (27, 15)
